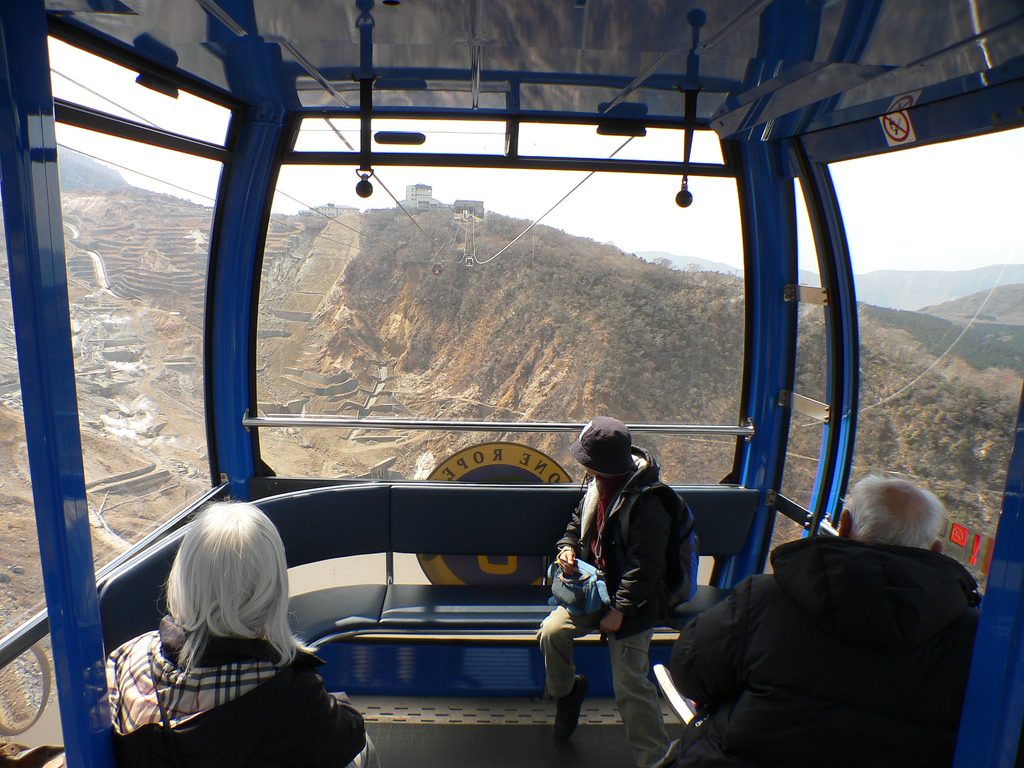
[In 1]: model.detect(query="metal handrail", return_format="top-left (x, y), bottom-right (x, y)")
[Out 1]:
top-left (0, 612), bottom-right (49, 676)
top-left (243, 414), bottom-right (756, 437)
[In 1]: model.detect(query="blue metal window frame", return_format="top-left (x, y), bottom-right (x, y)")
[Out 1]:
top-left (789, 139), bottom-right (858, 530)
top-left (726, 139), bottom-right (798, 581)
top-left (0, 3), bottom-right (114, 765)
top-left (206, 105), bottom-right (288, 499)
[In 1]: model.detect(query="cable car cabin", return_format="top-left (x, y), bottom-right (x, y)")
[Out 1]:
top-left (0, 1), bottom-right (1023, 766)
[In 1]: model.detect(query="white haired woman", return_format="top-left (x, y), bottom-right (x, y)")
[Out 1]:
top-left (106, 502), bottom-right (377, 768)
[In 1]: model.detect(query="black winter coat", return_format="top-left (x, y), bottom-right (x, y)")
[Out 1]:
top-left (670, 536), bottom-right (980, 768)
top-left (557, 447), bottom-right (672, 639)
top-left (112, 621), bottom-right (365, 768)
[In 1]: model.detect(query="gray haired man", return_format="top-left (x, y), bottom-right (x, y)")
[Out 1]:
top-left (667, 475), bottom-right (980, 767)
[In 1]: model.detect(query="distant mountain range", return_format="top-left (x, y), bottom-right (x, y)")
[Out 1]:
top-left (641, 250), bottom-right (1024, 315)
top-left (58, 147), bottom-right (128, 191)
top-left (922, 284), bottom-right (1024, 327)
top-left (855, 265), bottom-right (1024, 312)
top-left (56, 151), bottom-right (1021, 317)
top-left (636, 251), bottom-right (741, 277)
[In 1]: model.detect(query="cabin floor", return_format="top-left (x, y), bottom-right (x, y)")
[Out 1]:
top-left (354, 696), bottom-right (683, 767)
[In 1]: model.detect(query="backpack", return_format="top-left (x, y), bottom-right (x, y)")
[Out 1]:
top-left (619, 482), bottom-right (699, 608)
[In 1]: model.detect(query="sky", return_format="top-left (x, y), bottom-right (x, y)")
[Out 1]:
top-left (47, 38), bottom-right (1024, 278)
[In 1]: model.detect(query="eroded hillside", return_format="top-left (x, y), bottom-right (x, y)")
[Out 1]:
top-left (256, 207), bottom-right (746, 481)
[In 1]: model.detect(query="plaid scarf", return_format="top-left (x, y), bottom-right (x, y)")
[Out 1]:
top-left (107, 630), bottom-right (281, 734)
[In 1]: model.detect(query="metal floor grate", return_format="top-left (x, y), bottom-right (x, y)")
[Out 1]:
top-left (363, 721), bottom-right (641, 768)
top-left (350, 695), bottom-right (676, 725)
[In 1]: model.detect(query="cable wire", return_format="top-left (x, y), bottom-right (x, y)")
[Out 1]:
top-left (52, 70), bottom-right (159, 129)
top-left (474, 136), bottom-right (634, 265)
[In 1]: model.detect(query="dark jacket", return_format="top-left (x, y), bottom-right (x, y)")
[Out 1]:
top-left (670, 536), bottom-right (980, 768)
top-left (110, 618), bottom-right (365, 768)
top-left (557, 446), bottom-right (672, 638)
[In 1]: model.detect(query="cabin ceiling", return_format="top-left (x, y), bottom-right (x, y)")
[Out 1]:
top-left (46, 0), bottom-right (1024, 140)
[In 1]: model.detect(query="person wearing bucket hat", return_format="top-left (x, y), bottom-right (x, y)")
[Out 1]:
top-left (538, 417), bottom-right (673, 768)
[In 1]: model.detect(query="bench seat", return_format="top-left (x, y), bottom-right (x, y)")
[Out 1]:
top-left (668, 585), bottom-right (732, 629)
top-left (99, 482), bottom-right (759, 654)
top-left (380, 584), bottom-right (554, 630)
top-left (289, 583), bottom-right (735, 643)
top-left (290, 584), bottom-right (389, 643)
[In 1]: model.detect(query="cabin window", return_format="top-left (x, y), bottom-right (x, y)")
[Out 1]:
top-left (256, 150), bottom-right (744, 484)
top-left (516, 84), bottom-right (728, 126)
top-left (295, 118), bottom-right (508, 155)
top-left (48, 38), bottom-right (231, 147)
top-left (54, 125), bottom-right (222, 570)
top-left (831, 127), bottom-right (1024, 590)
top-left (517, 124), bottom-right (723, 164)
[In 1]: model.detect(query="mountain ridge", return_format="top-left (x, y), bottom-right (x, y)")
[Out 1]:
top-left (855, 264), bottom-right (1024, 312)
top-left (920, 283), bottom-right (1024, 326)
top-left (640, 248), bottom-right (1024, 312)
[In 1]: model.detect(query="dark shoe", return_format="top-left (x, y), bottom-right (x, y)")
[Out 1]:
top-left (554, 675), bottom-right (589, 739)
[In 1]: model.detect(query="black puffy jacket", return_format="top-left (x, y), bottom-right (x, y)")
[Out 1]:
top-left (557, 447), bottom-right (673, 639)
top-left (670, 535), bottom-right (980, 768)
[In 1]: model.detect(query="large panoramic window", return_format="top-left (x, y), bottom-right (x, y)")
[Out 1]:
top-left (54, 126), bottom-right (220, 571)
top-left (257, 129), bottom-right (745, 486)
top-left (53, 119), bottom-right (223, 574)
top-left (832, 127), bottom-right (1024, 590)
top-left (45, 32), bottom-right (229, 576)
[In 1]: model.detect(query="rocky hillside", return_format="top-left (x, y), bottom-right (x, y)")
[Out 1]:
top-left (257, 206), bottom-right (746, 482)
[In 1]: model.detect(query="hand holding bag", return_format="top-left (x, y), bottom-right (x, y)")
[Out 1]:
top-left (548, 558), bottom-right (610, 615)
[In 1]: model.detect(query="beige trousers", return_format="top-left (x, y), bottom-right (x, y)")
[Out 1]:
top-left (537, 606), bottom-right (670, 768)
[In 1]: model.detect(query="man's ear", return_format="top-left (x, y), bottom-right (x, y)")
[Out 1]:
top-left (837, 509), bottom-right (852, 539)
top-left (930, 540), bottom-right (943, 553)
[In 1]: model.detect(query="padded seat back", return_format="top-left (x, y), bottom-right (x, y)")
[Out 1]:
top-left (390, 483), bottom-right (580, 555)
top-left (678, 486), bottom-right (761, 556)
top-left (98, 528), bottom-right (186, 653)
top-left (255, 484), bottom-right (392, 568)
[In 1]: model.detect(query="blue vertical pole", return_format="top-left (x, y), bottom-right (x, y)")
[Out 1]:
top-left (0, 3), bottom-right (114, 766)
top-left (206, 107), bottom-right (285, 499)
top-left (725, 140), bottom-right (797, 582)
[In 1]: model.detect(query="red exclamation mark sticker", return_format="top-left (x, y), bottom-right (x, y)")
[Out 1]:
top-left (970, 534), bottom-right (980, 565)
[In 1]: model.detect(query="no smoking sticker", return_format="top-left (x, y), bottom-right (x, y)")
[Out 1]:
top-left (879, 91), bottom-right (921, 147)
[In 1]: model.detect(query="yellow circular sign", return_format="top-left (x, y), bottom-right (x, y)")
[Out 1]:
top-left (428, 442), bottom-right (573, 484)
top-left (419, 442), bottom-right (573, 585)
